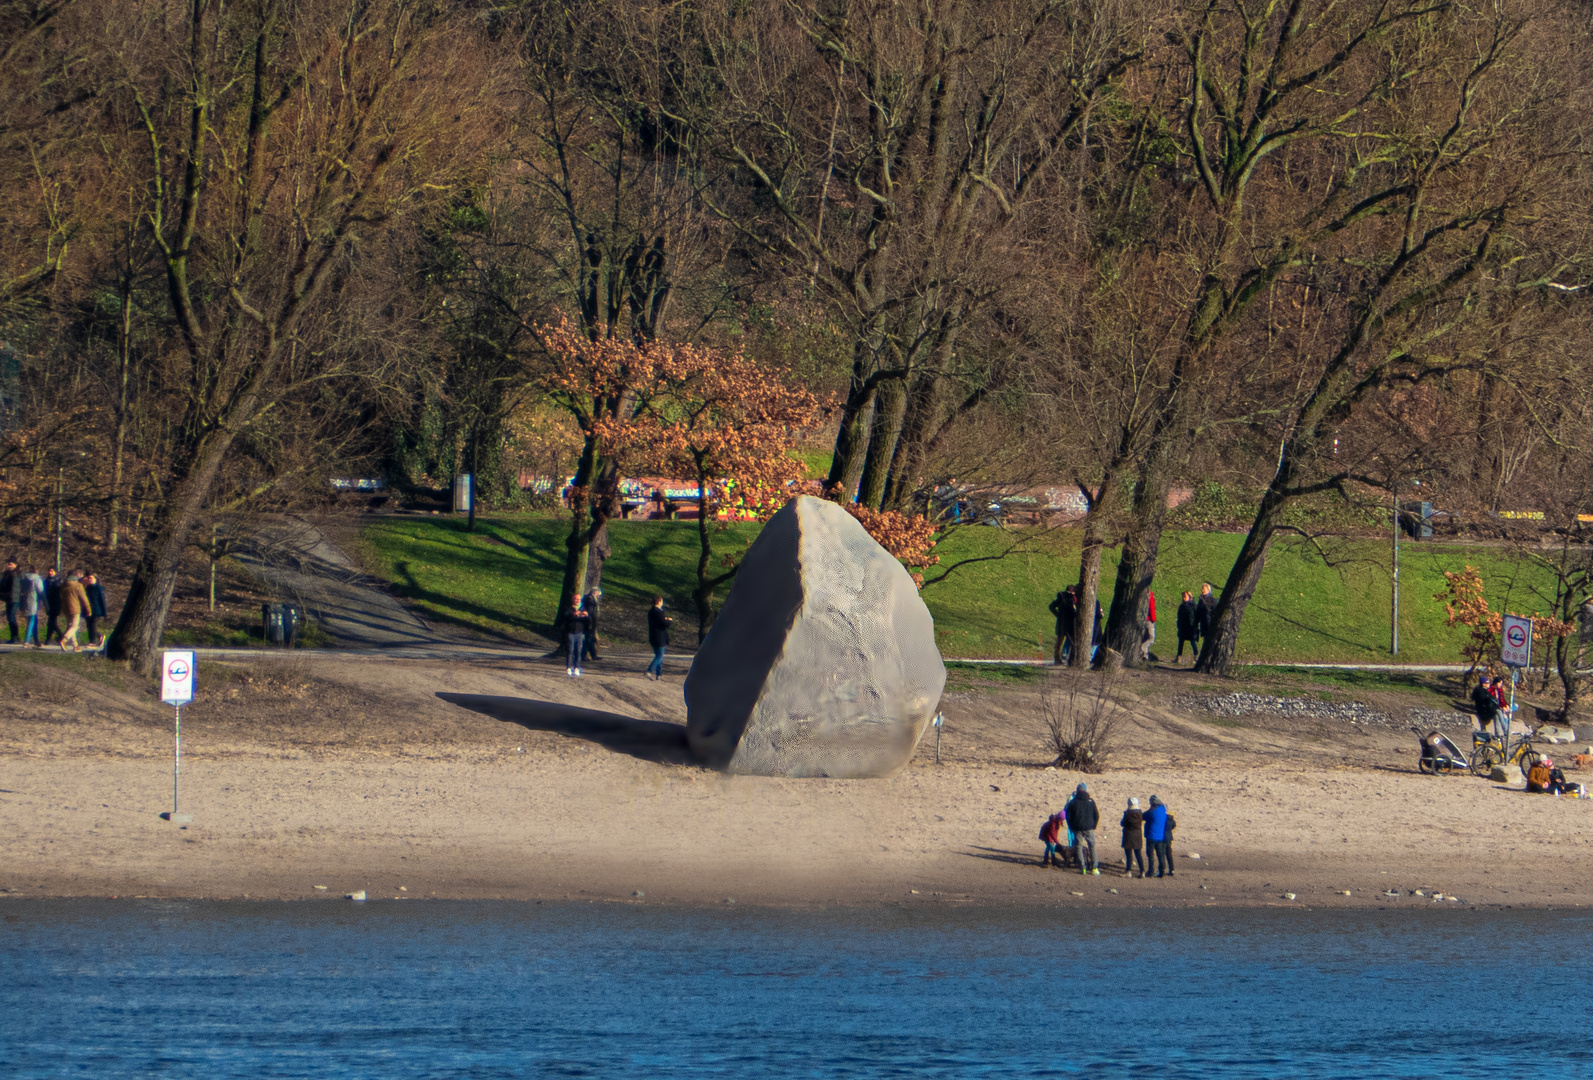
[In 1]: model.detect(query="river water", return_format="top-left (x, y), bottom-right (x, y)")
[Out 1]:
top-left (1, 900), bottom-right (1588, 1077)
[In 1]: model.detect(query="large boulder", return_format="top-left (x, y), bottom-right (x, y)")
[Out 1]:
top-left (684, 496), bottom-right (946, 778)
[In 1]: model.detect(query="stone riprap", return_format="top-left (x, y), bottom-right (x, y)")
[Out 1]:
top-left (1176, 692), bottom-right (1472, 732)
top-left (683, 496), bottom-right (946, 778)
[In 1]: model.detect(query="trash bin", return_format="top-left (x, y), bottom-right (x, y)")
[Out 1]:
top-left (262, 602), bottom-right (302, 647)
top-left (262, 602), bottom-right (285, 644)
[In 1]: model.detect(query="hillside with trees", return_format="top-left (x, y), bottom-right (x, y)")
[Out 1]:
top-left (2, 0), bottom-right (1591, 700)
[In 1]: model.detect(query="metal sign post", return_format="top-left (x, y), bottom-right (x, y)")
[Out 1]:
top-left (159, 651), bottom-right (195, 823)
top-left (1500, 616), bottom-right (1532, 737)
top-left (932, 712), bottom-right (944, 765)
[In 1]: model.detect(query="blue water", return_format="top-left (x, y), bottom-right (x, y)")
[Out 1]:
top-left (1, 901), bottom-right (1588, 1078)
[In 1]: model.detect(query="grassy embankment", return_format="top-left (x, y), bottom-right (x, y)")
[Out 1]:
top-left (360, 514), bottom-right (1566, 665)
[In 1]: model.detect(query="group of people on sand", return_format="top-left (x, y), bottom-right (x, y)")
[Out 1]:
top-left (1040, 783), bottom-right (1177, 879)
top-left (1048, 582), bottom-right (1219, 666)
top-left (2, 561), bottom-right (109, 651)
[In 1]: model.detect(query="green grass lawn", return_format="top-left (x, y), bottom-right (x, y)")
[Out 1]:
top-left (359, 512), bottom-right (1564, 664)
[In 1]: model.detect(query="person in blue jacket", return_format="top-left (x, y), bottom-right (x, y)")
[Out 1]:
top-left (1144, 794), bottom-right (1176, 878)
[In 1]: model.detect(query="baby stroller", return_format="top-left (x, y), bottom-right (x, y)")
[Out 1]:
top-left (1412, 727), bottom-right (1470, 775)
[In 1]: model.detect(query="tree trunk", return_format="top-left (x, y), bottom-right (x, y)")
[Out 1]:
top-left (108, 273), bottom-right (133, 551)
top-left (557, 433), bottom-right (601, 648)
top-left (693, 465), bottom-right (714, 644)
top-left (826, 381), bottom-right (875, 501)
top-left (881, 374), bottom-right (940, 512)
top-left (857, 376), bottom-right (906, 510)
top-left (1071, 531), bottom-right (1104, 671)
top-left (1103, 424), bottom-right (1181, 660)
top-left (106, 433), bottom-right (236, 674)
top-left (1192, 495), bottom-right (1284, 676)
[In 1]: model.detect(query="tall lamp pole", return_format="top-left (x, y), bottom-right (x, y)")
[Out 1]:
top-left (1391, 476), bottom-right (1399, 656)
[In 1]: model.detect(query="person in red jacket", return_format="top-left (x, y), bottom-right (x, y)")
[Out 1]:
top-left (1140, 590), bottom-right (1157, 662)
top-left (1038, 810), bottom-right (1067, 868)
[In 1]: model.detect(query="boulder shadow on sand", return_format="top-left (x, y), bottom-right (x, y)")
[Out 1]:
top-left (437, 693), bottom-right (697, 766)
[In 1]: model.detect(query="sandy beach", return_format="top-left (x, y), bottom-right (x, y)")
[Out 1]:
top-left (2, 651), bottom-right (1589, 909)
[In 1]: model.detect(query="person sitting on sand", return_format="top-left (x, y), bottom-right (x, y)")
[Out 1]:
top-left (1546, 760), bottom-right (1569, 795)
top-left (1526, 759), bottom-right (1551, 793)
top-left (1121, 797), bottom-right (1146, 878)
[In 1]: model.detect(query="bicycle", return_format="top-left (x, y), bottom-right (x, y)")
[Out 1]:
top-left (1468, 730), bottom-right (1542, 779)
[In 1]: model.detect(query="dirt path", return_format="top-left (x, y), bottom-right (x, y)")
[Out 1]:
top-left (230, 516), bottom-right (469, 649)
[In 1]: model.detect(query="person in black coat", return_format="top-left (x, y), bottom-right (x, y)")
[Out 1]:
top-left (1175, 591), bottom-right (1199, 662)
top-left (579, 588), bottom-right (602, 661)
top-left (1047, 587), bottom-right (1077, 665)
top-left (645, 596), bottom-right (672, 680)
top-left (1471, 674), bottom-right (1499, 736)
top-left (563, 594), bottom-right (593, 676)
top-left (1064, 782), bottom-right (1101, 875)
top-left (42, 568), bottom-right (62, 644)
top-left (84, 572), bottom-right (109, 647)
top-left (1192, 582), bottom-right (1217, 645)
top-left (1, 559), bottom-right (19, 643)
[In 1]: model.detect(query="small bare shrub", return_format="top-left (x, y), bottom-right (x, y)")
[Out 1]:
top-left (1040, 669), bottom-right (1122, 773)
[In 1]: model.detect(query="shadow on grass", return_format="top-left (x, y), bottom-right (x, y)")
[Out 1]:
top-left (391, 561), bottom-right (558, 643)
top-left (1245, 601), bottom-right (1382, 656)
top-left (437, 692), bottom-right (698, 766)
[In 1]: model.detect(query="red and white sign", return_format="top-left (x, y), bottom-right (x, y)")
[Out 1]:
top-left (160, 650), bottom-right (195, 705)
top-left (1500, 616), bottom-right (1532, 669)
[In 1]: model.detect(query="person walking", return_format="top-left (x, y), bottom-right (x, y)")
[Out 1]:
top-left (1048, 587), bottom-right (1076, 665)
top-left (1121, 797), bottom-right (1147, 878)
top-left (645, 596), bottom-right (672, 679)
top-left (563, 593), bottom-right (592, 677)
top-left (1, 559), bottom-right (20, 644)
top-left (1470, 674), bottom-right (1498, 737)
top-left (1089, 599), bottom-right (1104, 664)
top-left (1064, 782), bottom-right (1100, 875)
top-left (20, 567), bottom-right (44, 648)
top-left (1175, 591), bottom-right (1199, 663)
top-left (579, 588), bottom-right (602, 662)
top-left (1145, 794), bottom-right (1176, 878)
top-left (1038, 809), bottom-right (1067, 868)
top-left (1141, 590), bottom-right (1157, 662)
top-left (42, 568), bottom-right (62, 645)
top-left (1193, 582), bottom-right (1217, 649)
top-left (84, 572), bottom-right (108, 647)
top-left (58, 570), bottom-right (90, 652)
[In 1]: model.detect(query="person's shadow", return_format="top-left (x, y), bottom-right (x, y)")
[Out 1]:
top-left (436, 693), bottom-right (698, 766)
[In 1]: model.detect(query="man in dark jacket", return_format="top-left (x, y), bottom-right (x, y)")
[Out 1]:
top-left (563, 593), bottom-right (593, 677)
top-left (1471, 674), bottom-right (1499, 736)
top-left (84, 573), bottom-right (108, 647)
top-left (1048, 587), bottom-right (1076, 665)
top-left (645, 595), bottom-right (672, 680)
top-left (579, 588), bottom-right (602, 662)
top-left (1175, 591), bottom-right (1199, 662)
top-left (1064, 782), bottom-right (1100, 875)
top-left (1, 559), bottom-right (19, 643)
top-left (1193, 582), bottom-right (1217, 646)
top-left (42, 568), bottom-right (62, 644)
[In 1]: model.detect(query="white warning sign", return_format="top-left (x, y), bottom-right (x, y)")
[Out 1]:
top-left (161, 650), bottom-right (196, 705)
top-left (1500, 615), bottom-right (1532, 669)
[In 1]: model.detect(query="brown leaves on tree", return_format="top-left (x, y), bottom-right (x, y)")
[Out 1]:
top-left (1435, 565), bottom-right (1577, 675)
